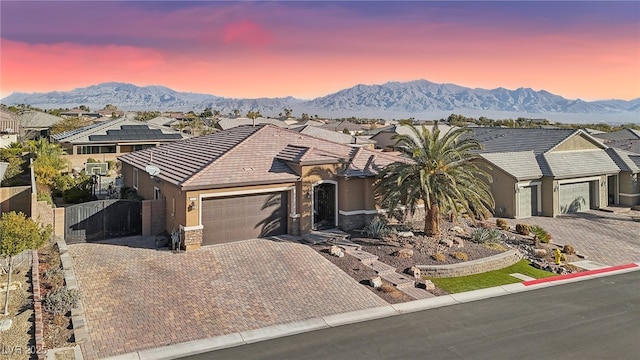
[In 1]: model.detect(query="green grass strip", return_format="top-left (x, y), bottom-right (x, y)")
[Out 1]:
top-left (427, 259), bottom-right (556, 294)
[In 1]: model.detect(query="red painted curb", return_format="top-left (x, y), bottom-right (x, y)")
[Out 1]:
top-left (523, 263), bottom-right (639, 286)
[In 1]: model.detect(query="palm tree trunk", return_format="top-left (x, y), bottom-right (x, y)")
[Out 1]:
top-left (3, 256), bottom-right (13, 316)
top-left (424, 204), bottom-right (441, 237)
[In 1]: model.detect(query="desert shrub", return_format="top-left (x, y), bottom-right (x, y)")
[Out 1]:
top-left (484, 242), bottom-right (507, 252)
top-left (515, 223), bottom-right (531, 235)
top-left (85, 158), bottom-right (99, 164)
top-left (531, 225), bottom-right (551, 243)
top-left (452, 252), bottom-right (469, 261)
top-left (471, 228), bottom-right (502, 244)
top-left (432, 253), bottom-right (446, 262)
top-left (495, 218), bottom-right (510, 230)
top-left (379, 283), bottom-right (396, 293)
top-left (365, 217), bottom-right (392, 239)
top-left (44, 267), bottom-right (63, 280)
top-left (43, 287), bottom-right (81, 316)
top-left (44, 267), bottom-right (64, 289)
top-left (36, 192), bottom-right (53, 205)
top-left (563, 244), bottom-right (576, 255)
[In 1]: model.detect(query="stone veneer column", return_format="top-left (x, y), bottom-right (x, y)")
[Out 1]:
top-left (180, 225), bottom-right (203, 251)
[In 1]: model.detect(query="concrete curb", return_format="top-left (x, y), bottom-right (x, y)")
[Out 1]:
top-left (101, 262), bottom-right (640, 360)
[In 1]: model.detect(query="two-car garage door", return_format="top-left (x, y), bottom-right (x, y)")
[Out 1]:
top-left (201, 192), bottom-right (288, 246)
top-left (559, 182), bottom-right (592, 214)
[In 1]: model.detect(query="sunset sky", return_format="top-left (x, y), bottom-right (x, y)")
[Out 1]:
top-left (1, 1), bottom-right (639, 101)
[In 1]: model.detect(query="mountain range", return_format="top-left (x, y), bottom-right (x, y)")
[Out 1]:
top-left (2, 80), bottom-right (639, 123)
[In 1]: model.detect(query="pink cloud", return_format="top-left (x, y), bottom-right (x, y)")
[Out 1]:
top-left (223, 20), bottom-right (273, 47)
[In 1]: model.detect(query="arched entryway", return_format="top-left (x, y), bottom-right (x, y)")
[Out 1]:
top-left (312, 180), bottom-right (338, 230)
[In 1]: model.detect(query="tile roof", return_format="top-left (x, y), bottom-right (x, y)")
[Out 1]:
top-left (479, 151), bottom-right (542, 180)
top-left (146, 116), bottom-right (180, 127)
top-left (18, 111), bottom-right (64, 129)
top-left (216, 117), bottom-right (288, 130)
top-left (119, 124), bottom-right (404, 190)
top-left (51, 118), bottom-right (188, 143)
top-left (469, 128), bottom-right (576, 154)
top-left (593, 129), bottom-right (640, 141)
top-left (540, 150), bottom-right (620, 179)
top-left (606, 148), bottom-right (640, 173)
top-left (0, 109), bottom-right (19, 133)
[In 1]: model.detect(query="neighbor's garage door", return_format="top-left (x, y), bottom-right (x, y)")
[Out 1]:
top-left (559, 182), bottom-right (591, 214)
top-left (518, 185), bottom-right (538, 218)
top-left (201, 192), bottom-right (287, 245)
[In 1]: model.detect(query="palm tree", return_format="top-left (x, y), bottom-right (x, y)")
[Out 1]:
top-left (246, 111), bottom-right (261, 127)
top-left (375, 123), bottom-right (494, 237)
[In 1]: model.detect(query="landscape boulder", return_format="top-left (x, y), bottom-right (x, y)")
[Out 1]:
top-left (453, 238), bottom-right (464, 248)
top-left (395, 249), bottom-right (414, 258)
top-left (329, 245), bottom-right (344, 258)
top-left (534, 249), bottom-right (548, 258)
top-left (397, 231), bottom-right (414, 238)
top-left (439, 238), bottom-right (454, 248)
top-left (369, 276), bottom-right (383, 289)
top-left (408, 266), bottom-right (421, 278)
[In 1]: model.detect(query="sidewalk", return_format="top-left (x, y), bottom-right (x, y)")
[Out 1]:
top-left (103, 262), bottom-right (639, 360)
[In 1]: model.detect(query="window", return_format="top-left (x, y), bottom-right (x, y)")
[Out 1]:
top-left (154, 187), bottom-right (161, 200)
top-left (133, 168), bottom-right (138, 189)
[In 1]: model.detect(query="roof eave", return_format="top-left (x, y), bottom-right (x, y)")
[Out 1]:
top-left (180, 178), bottom-right (300, 192)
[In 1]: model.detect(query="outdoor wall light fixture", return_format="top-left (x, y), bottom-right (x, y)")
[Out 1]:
top-left (188, 197), bottom-right (197, 210)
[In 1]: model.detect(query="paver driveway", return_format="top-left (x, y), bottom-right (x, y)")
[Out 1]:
top-left (69, 239), bottom-right (387, 359)
top-left (501, 210), bottom-right (640, 266)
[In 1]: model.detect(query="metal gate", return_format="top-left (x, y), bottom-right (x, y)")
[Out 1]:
top-left (65, 200), bottom-right (142, 243)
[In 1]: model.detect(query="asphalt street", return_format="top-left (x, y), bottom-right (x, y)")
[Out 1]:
top-left (180, 271), bottom-right (640, 360)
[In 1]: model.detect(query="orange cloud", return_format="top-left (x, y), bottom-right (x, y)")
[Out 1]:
top-left (223, 20), bottom-right (273, 47)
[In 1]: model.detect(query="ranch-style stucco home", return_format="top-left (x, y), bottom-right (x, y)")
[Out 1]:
top-left (470, 127), bottom-right (637, 219)
top-left (118, 124), bottom-right (404, 249)
top-left (52, 117), bottom-right (189, 170)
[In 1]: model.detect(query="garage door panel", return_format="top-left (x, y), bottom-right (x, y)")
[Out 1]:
top-left (201, 192), bottom-right (287, 245)
top-left (559, 182), bottom-right (591, 214)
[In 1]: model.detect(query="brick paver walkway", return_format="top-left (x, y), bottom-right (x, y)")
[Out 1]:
top-left (69, 239), bottom-right (387, 359)
top-left (500, 210), bottom-right (640, 266)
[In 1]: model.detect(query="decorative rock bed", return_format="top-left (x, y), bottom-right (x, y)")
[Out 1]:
top-left (416, 249), bottom-right (523, 278)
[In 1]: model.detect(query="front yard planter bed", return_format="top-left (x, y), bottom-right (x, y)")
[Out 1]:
top-left (37, 242), bottom-right (75, 350)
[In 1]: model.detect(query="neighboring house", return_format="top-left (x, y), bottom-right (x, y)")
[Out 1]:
top-left (60, 109), bottom-right (102, 118)
top-left (18, 110), bottom-right (64, 140)
top-left (51, 117), bottom-right (189, 169)
top-left (0, 109), bottom-right (19, 147)
top-left (216, 117), bottom-right (288, 130)
top-left (370, 123), bottom-right (455, 150)
top-left (291, 125), bottom-right (376, 149)
top-left (605, 148), bottom-right (640, 206)
top-left (321, 121), bottom-right (369, 135)
top-left (592, 128), bottom-right (640, 154)
top-left (593, 129), bottom-right (640, 206)
top-left (146, 116), bottom-right (181, 128)
top-left (118, 124), bottom-right (404, 250)
top-left (470, 128), bottom-right (622, 218)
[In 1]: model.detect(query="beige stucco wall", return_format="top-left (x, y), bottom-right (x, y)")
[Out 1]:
top-left (0, 185), bottom-right (32, 216)
top-left (482, 165), bottom-right (518, 218)
top-left (552, 134), bottom-right (601, 152)
top-left (618, 172), bottom-right (640, 205)
top-left (63, 154), bottom-right (120, 171)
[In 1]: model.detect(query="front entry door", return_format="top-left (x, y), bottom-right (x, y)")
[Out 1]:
top-left (313, 183), bottom-right (336, 230)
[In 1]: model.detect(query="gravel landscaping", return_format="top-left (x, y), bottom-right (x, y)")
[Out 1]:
top-left (310, 216), bottom-right (585, 301)
top-left (0, 264), bottom-right (35, 360)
